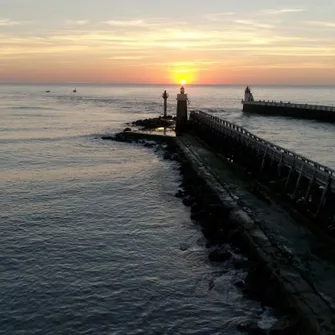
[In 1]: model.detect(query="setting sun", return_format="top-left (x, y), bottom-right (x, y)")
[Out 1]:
top-left (171, 68), bottom-right (197, 85)
top-left (174, 71), bottom-right (191, 85)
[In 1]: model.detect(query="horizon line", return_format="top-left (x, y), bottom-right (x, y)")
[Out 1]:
top-left (1, 82), bottom-right (335, 87)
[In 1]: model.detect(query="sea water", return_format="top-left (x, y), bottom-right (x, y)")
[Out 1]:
top-left (1, 84), bottom-right (334, 334)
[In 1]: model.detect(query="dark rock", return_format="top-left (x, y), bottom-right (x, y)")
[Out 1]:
top-left (206, 241), bottom-right (217, 248)
top-left (175, 190), bottom-right (184, 198)
top-left (131, 116), bottom-right (175, 130)
top-left (123, 127), bottom-right (131, 132)
top-left (114, 133), bottom-right (130, 142)
top-left (232, 257), bottom-right (249, 270)
top-left (269, 315), bottom-right (299, 334)
top-left (190, 209), bottom-right (206, 221)
top-left (190, 202), bottom-right (203, 213)
top-left (226, 228), bottom-right (243, 244)
top-left (237, 319), bottom-right (268, 334)
top-left (182, 197), bottom-right (194, 207)
top-left (144, 142), bottom-right (155, 148)
top-left (161, 114), bottom-right (173, 119)
top-left (234, 279), bottom-right (245, 289)
top-left (163, 152), bottom-right (173, 160)
top-left (208, 247), bottom-right (232, 262)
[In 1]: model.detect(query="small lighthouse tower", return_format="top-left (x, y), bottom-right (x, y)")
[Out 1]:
top-left (176, 85), bottom-right (188, 134)
top-left (244, 86), bottom-right (254, 102)
top-left (162, 90), bottom-right (169, 118)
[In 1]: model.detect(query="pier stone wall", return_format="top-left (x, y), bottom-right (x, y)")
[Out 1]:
top-left (243, 100), bottom-right (335, 112)
top-left (188, 110), bottom-right (335, 237)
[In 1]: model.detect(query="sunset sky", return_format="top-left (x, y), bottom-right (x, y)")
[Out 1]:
top-left (1, 0), bottom-right (335, 84)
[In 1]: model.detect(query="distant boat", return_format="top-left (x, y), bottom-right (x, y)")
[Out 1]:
top-left (45, 90), bottom-right (50, 93)
top-left (73, 89), bottom-right (77, 93)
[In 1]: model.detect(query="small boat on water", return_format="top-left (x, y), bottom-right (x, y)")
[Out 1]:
top-left (241, 86), bottom-right (335, 123)
top-left (45, 90), bottom-right (50, 93)
top-left (73, 89), bottom-right (77, 93)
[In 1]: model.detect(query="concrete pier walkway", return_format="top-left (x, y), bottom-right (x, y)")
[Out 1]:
top-left (176, 133), bottom-right (335, 334)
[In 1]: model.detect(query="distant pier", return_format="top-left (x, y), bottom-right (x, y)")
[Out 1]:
top-left (242, 86), bottom-right (335, 122)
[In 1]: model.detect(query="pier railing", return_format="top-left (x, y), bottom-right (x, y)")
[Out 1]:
top-left (189, 110), bottom-right (335, 231)
top-left (242, 100), bottom-right (335, 112)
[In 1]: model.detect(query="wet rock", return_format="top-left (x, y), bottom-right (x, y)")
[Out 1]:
top-left (190, 202), bottom-right (203, 212)
top-left (232, 256), bottom-right (249, 270)
top-left (131, 116), bottom-right (175, 130)
top-left (208, 247), bottom-right (232, 262)
top-left (182, 197), bottom-right (194, 207)
top-left (206, 203), bottom-right (222, 215)
top-left (161, 114), bottom-right (174, 119)
top-left (234, 279), bottom-right (245, 289)
top-left (114, 133), bottom-right (132, 142)
top-left (269, 315), bottom-right (299, 334)
top-left (190, 209), bottom-right (206, 222)
top-left (226, 228), bottom-right (244, 245)
top-left (175, 190), bottom-right (184, 198)
top-left (123, 127), bottom-right (131, 132)
top-left (243, 263), bottom-right (283, 309)
top-left (143, 142), bottom-right (155, 148)
top-left (237, 319), bottom-right (268, 334)
top-left (178, 181), bottom-right (185, 188)
top-left (163, 152), bottom-right (174, 160)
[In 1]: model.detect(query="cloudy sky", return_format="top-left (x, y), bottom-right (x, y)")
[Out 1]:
top-left (1, 0), bottom-right (335, 84)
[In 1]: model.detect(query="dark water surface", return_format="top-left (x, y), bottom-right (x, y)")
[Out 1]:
top-left (1, 84), bottom-right (333, 334)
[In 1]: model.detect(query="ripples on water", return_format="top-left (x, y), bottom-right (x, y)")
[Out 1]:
top-left (0, 84), bottom-right (334, 334)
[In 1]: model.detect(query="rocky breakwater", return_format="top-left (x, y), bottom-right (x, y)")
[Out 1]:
top-left (174, 150), bottom-right (305, 334)
top-left (102, 117), bottom-right (335, 334)
top-left (102, 116), bottom-right (176, 142)
top-left (129, 115), bottom-right (176, 131)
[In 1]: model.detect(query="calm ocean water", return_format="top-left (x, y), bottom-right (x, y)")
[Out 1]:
top-left (1, 83), bottom-right (334, 334)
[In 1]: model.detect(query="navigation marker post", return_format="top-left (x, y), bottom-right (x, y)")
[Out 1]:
top-left (162, 90), bottom-right (169, 118)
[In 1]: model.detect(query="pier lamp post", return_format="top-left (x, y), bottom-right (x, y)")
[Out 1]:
top-left (162, 90), bottom-right (169, 118)
top-left (176, 85), bottom-right (188, 134)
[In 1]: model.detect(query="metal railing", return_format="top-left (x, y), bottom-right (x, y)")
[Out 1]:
top-left (189, 110), bottom-right (335, 189)
top-left (242, 100), bottom-right (335, 112)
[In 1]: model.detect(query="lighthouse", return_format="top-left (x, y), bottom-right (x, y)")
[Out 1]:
top-left (176, 85), bottom-right (188, 134)
top-left (244, 86), bottom-right (254, 102)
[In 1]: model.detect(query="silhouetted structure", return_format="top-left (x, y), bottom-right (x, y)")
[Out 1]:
top-left (176, 86), bottom-right (188, 134)
top-left (162, 90), bottom-right (169, 118)
top-left (242, 86), bottom-right (335, 123)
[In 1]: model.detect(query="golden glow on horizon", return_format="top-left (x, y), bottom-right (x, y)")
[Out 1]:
top-left (170, 66), bottom-right (198, 85)
top-left (2, 6), bottom-right (335, 84)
